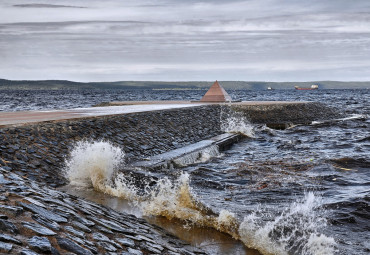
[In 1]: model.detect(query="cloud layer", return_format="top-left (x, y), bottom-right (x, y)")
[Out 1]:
top-left (1, 0), bottom-right (370, 81)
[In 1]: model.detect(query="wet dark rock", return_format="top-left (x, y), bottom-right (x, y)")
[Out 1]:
top-left (64, 226), bottom-right (85, 239)
top-left (115, 238), bottom-right (135, 248)
top-left (0, 204), bottom-right (23, 216)
top-left (28, 236), bottom-right (52, 253)
top-left (0, 174), bottom-right (11, 184)
top-left (135, 234), bottom-right (155, 243)
top-left (51, 207), bottom-right (73, 218)
top-left (97, 241), bottom-right (117, 252)
top-left (98, 219), bottom-right (133, 234)
top-left (1, 166), bottom-right (12, 171)
top-left (65, 234), bottom-right (97, 254)
top-left (18, 202), bottom-right (68, 223)
top-left (32, 214), bottom-right (61, 231)
top-left (24, 197), bottom-right (47, 208)
top-left (0, 241), bottom-right (13, 253)
top-left (95, 225), bottom-right (114, 234)
top-left (56, 237), bottom-right (94, 255)
top-left (0, 219), bottom-right (19, 234)
top-left (20, 249), bottom-right (40, 255)
top-left (71, 221), bottom-right (91, 233)
top-left (146, 242), bottom-right (165, 252)
top-left (22, 222), bottom-right (56, 236)
top-left (127, 248), bottom-right (143, 255)
top-left (92, 232), bottom-right (110, 242)
top-left (0, 214), bottom-right (8, 219)
top-left (0, 233), bottom-right (22, 245)
top-left (73, 215), bottom-right (95, 227)
top-left (141, 243), bottom-right (162, 254)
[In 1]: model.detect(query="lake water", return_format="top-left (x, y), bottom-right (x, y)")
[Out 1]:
top-left (2, 88), bottom-right (369, 255)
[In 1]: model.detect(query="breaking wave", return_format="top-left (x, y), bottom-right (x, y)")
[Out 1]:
top-left (65, 141), bottom-right (336, 255)
top-left (239, 193), bottom-right (336, 255)
top-left (64, 141), bottom-right (138, 200)
top-left (220, 108), bottom-right (255, 137)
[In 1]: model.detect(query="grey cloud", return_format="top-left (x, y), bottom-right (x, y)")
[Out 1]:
top-left (13, 4), bottom-right (86, 9)
top-left (0, 0), bottom-right (370, 81)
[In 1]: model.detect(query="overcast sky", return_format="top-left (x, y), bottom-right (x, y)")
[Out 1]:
top-left (1, 0), bottom-right (370, 82)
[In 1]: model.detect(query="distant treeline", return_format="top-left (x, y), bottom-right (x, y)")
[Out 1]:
top-left (0, 79), bottom-right (369, 90)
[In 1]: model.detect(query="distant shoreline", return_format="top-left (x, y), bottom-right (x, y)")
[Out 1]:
top-left (0, 78), bottom-right (369, 90)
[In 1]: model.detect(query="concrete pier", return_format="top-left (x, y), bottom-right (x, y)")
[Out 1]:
top-left (0, 100), bottom-right (338, 127)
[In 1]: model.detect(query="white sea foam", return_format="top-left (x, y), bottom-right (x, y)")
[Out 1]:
top-left (172, 144), bottom-right (220, 167)
top-left (65, 141), bottom-right (123, 187)
top-left (311, 113), bottom-right (365, 125)
top-left (238, 192), bottom-right (336, 255)
top-left (220, 108), bottom-right (255, 137)
top-left (65, 141), bottom-right (336, 255)
top-left (64, 141), bottom-right (137, 199)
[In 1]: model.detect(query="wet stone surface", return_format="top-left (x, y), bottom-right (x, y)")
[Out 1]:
top-left (0, 167), bottom-right (208, 254)
top-left (0, 105), bottom-right (222, 187)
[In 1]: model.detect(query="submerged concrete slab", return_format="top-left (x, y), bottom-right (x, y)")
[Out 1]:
top-left (132, 133), bottom-right (243, 170)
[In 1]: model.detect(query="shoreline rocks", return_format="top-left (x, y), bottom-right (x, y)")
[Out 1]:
top-left (0, 167), bottom-right (208, 255)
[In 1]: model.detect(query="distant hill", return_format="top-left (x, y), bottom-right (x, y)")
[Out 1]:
top-left (0, 79), bottom-right (369, 90)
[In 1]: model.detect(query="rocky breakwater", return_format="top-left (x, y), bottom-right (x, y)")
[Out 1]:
top-left (0, 105), bottom-right (222, 187)
top-left (229, 102), bottom-right (343, 129)
top-left (0, 167), bottom-right (208, 254)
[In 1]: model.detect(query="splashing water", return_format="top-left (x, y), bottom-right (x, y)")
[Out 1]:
top-left (238, 192), bottom-right (336, 255)
top-left (64, 141), bottom-right (137, 200)
top-left (220, 108), bottom-right (255, 137)
top-left (140, 172), bottom-right (240, 238)
top-left (141, 173), bottom-right (204, 222)
top-left (172, 145), bottom-right (220, 167)
top-left (65, 141), bottom-right (335, 255)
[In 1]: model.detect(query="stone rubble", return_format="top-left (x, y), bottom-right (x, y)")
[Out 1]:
top-left (0, 167), bottom-right (208, 254)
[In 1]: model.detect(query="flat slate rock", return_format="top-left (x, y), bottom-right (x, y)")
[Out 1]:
top-left (64, 226), bottom-right (85, 239)
top-left (99, 219), bottom-right (135, 234)
top-left (20, 249), bottom-right (40, 255)
top-left (0, 219), bottom-right (19, 234)
top-left (18, 202), bottom-right (68, 223)
top-left (0, 204), bottom-right (23, 216)
top-left (115, 238), bottom-right (135, 248)
top-left (73, 215), bottom-right (95, 227)
top-left (0, 240), bottom-right (13, 253)
top-left (127, 248), bottom-right (143, 255)
top-left (32, 214), bottom-right (60, 231)
top-left (56, 237), bottom-right (94, 255)
top-left (97, 241), bottom-right (117, 252)
top-left (92, 232), bottom-right (110, 242)
top-left (71, 221), bottom-right (91, 233)
top-left (28, 236), bottom-right (52, 253)
top-left (0, 233), bottom-right (22, 245)
top-left (22, 222), bottom-right (56, 236)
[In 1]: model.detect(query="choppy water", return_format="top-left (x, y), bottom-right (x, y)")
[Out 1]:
top-left (2, 88), bottom-right (369, 254)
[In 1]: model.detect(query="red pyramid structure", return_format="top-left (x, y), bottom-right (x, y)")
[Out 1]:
top-left (200, 80), bottom-right (232, 102)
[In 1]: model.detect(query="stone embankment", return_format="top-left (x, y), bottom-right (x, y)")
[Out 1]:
top-left (0, 105), bottom-right (222, 187)
top-left (230, 102), bottom-right (342, 125)
top-left (0, 167), bottom-right (207, 255)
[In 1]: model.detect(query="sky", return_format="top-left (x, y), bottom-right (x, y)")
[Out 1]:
top-left (1, 0), bottom-right (370, 82)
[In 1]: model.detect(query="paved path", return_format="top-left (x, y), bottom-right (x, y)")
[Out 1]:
top-left (0, 101), bottom-right (307, 126)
